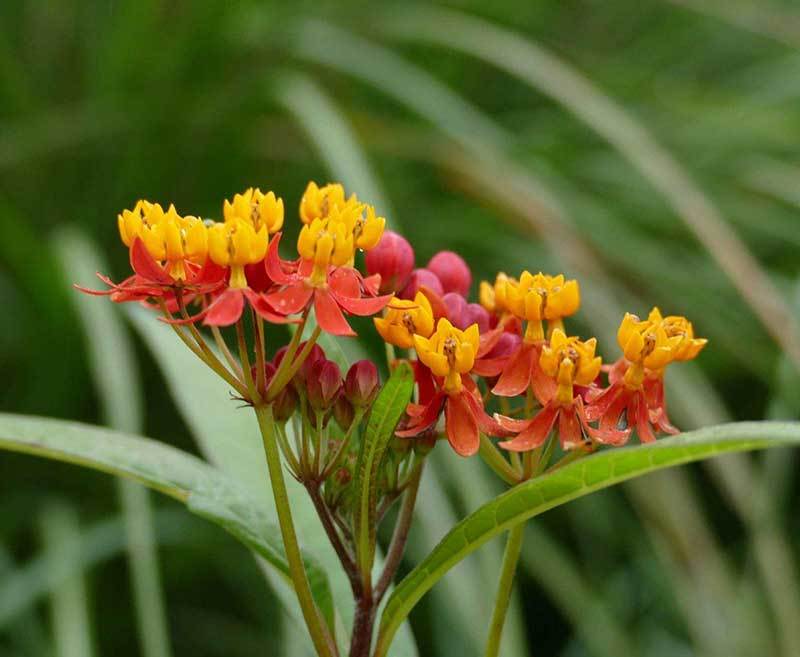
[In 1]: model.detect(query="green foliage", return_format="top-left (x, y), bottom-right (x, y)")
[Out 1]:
top-left (375, 421), bottom-right (800, 655)
top-left (353, 362), bottom-right (415, 585)
top-left (0, 413), bottom-right (335, 629)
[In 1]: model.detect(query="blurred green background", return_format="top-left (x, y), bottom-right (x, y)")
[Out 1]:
top-left (1, 1), bottom-right (799, 656)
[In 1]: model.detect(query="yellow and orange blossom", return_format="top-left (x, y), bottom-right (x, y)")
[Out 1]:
top-left (505, 272), bottom-right (579, 341)
top-left (299, 181), bottom-right (350, 224)
top-left (617, 307), bottom-right (707, 388)
top-left (414, 318), bottom-right (479, 393)
top-left (224, 188), bottom-right (284, 234)
top-left (374, 292), bottom-right (435, 349)
top-left (540, 329), bottom-right (602, 405)
top-left (117, 200), bottom-right (208, 281)
top-left (479, 272), bottom-right (515, 315)
top-left (208, 220), bottom-right (268, 289)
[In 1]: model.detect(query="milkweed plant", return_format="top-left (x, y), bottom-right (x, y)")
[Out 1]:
top-left (54, 181), bottom-right (793, 657)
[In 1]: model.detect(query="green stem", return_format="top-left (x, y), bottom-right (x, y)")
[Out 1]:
top-left (254, 405), bottom-right (337, 657)
top-left (479, 435), bottom-right (519, 486)
top-left (269, 325), bottom-right (323, 400)
top-left (484, 524), bottom-right (525, 657)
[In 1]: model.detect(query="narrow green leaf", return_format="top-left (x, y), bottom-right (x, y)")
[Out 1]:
top-left (353, 362), bottom-right (414, 585)
top-left (0, 413), bottom-right (335, 626)
top-left (40, 503), bottom-right (96, 657)
top-left (374, 421), bottom-right (800, 655)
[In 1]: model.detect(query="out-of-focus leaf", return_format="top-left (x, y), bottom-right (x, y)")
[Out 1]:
top-left (0, 413), bottom-right (335, 628)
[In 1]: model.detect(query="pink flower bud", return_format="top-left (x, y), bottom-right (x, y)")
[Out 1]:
top-left (365, 230), bottom-right (415, 294)
top-left (442, 292), bottom-right (469, 329)
top-left (427, 251), bottom-right (471, 297)
top-left (399, 268), bottom-right (444, 300)
top-left (307, 359), bottom-right (342, 410)
top-left (465, 303), bottom-right (491, 333)
top-left (345, 360), bottom-right (380, 407)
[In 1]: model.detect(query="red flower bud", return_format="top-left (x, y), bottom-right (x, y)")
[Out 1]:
top-left (333, 395), bottom-right (356, 430)
top-left (282, 342), bottom-right (326, 389)
top-left (442, 292), bottom-right (469, 329)
top-left (307, 359), bottom-right (342, 410)
top-left (399, 268), bottom-right (444, 300)
top-left (466, 303), bottom-right (491, 333)
top-left (365, 230), bottom-right (415, 294)
top-left (345, 360), bottom-right (380, 407)
top-left (427, 251), bottom-right (471, 297)
top-left (273, 384), bottom-right (299, 423)
top-left (334, 467), bottom-right (352, 486)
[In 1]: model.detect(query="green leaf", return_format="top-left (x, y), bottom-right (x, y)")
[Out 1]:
top-left (0, 413), bottom-right (335, 627)
top-left (374, 421), bottom-right (800, 656)
top-left (353, 362), bottom-right (415, 586)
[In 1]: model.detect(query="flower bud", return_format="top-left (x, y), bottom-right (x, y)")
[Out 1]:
top-left (465, 303), bottom-right (492, 333)
top-left (306, 359), bottom-right (342, 410)
top-left (334, 467), bottom-right (352, 486)
top-left (442, 292), bottom-right (469, 329)
top-left (273, 384), bottom-right (298, 423)
top-left (344, 360), bottom-right (380, 407)
top-left (427, 251), bottom-right (471, 297)
top-left (333, 395), bottom-right (355, 430)
top-left (282, 342), bottom-right (325, 389)
top-left (399, 268), bottom-right (444, 300)
top-left (365, 230), bottom-right (415, 294)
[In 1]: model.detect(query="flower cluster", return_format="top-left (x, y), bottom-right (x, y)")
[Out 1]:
top-left (368, 239), bottom-right (706, 471)
top-left (81, 183), bottom-right (392, 333)
top-left (80, 181), bottom-right (707, 487)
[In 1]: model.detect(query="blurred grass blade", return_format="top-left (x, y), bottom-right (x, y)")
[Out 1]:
top-left (0, 413), bottom-right (335, 628)
top-left (374, 421), bottom-right (800, 656)
top-left (664, 0), bottom-right (800, 48)
top-left (39, 503), bottom-right (95, 657)
top-left (0, 510), bottom-right (190, 630)
top-left (379, 5), bottom-right (800, 371)
top-left (54, 228), bottom-right (173, 657)
top-left (291, 20), bottom-right (512, 154)
top-left (353, 362), bottom-right (414, 584)
top-left (273, 72), bottom-right (394, 224)
top-left (521, 524), bottom-right (638, 657)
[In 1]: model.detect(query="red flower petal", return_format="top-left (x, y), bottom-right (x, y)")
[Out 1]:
top-left (575, 397), bottom-right (630, 445)
top-left (362, 273), bottom-right (381, 296)
top-left (472, 355), bottom-right (510, 377)
top-left (492, 342), bottom-right (536, 397)
top-left (558, 407), bottom-right (583, 450)
top-left (462, 388), bottom-right (513, 438)
top-left (190, 260), bottom-right (228, 288)
top-left (243, 289), bottom-right (299, 324)
top-left (445, 393), bottom-right (479, 456)
top-left (265, 233), bottom-right (298, 285)
top-left (412, 360), bottom-right (438, 406)
top-left (396, 391), bottom-right (446, 437)
top-left (477, 326), bottom-right (505, 358)
top-left (314, 289), bottom-right (355, 336)
top-left (203, 289), bottom-right (245, 326)
top-left (633, 392), bottom-right (657, 443)
top-left (499, 403), bottom-right (559, 452)
top-left (130, 239), bottom-right (173, 285)
top-left (264, 283), bottom-right (314, 316)
top-left (329, 269), bottom-right (394, 316)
